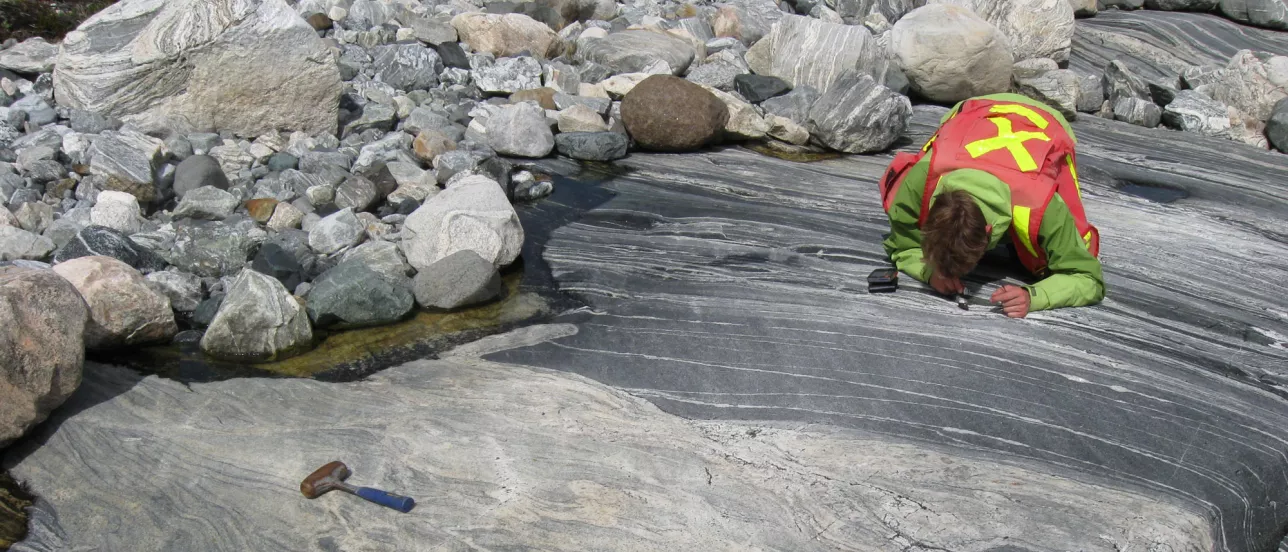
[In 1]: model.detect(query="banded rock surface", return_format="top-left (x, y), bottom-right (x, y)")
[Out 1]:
top-left (4, 326), bottom-right (1215, 551)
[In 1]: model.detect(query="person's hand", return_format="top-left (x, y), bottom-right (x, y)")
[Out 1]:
top-left (991, 285), bottom-right (1031, 318)
top-left (929, 271), bottom-right (963, 296)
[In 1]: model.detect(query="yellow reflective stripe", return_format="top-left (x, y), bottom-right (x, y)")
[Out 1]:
top-left (1067, 155), bottom-right (1082, 201)
top-left (1083, 230), bottom-right (1093, 250)
top-left (989, 104), bottom-right (1049, 129)
top-left (922, 134), bottom-right (936, 152)
top-left (964, 117), bottom-right (1051, 172)
top-left (1013, 205), bottom-right (1039, 258)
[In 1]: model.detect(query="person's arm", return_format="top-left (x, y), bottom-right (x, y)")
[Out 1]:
top-left (882, 158), bottom-right (933, 283)
top-left (1024, 197), bottom-right (1105, 312)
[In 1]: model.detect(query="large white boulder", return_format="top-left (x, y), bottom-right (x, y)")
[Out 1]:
top-left (889, 4), bottom-right (1013, 104)
top-left (53, 0), bottom-right (342, 137)
top-left (402, 175), bottom-right (524, 271)
top-left (927, 0), bottom-right (1074, 63)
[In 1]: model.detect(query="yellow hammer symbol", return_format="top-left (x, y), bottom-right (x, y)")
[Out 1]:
top-left (964, 116), bottom-right (1051, 173)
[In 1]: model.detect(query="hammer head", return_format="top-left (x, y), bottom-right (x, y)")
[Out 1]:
top-left (301, 461), bottom-right (351, 499)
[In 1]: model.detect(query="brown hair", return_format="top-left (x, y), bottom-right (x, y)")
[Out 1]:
top-left (922, 190), bottom-right (989, 278)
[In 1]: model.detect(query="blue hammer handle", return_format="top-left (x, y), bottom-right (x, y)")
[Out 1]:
top-left (354, 486), bottom-right (416, 513)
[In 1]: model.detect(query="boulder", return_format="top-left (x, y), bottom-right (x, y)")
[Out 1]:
top-left (555, 131), bottom-right (630, 161)
top-left (1068, 0), bottom-right (1098, 15)
top-left (306, 261), bottom-right (414, 328)
top-left (1226, 105), bottom-right (1269, 148)
top-left (487, 103), bottom-right (557, 158)
top-left (402, 175), bottom-right (524, 271)
top-left (335, 174), bottom-right (380, 212)
top-left (513, 172), bottom-right (555, 201)
top-left (87, 130), bottom-right (167, 204)
top-left (576, 30), bottom-right (697, 76)
top-left (1218, 0), bottom-right (1288, 30)
top-left (451, 13), bottom-right (561, 59)
top-left (90, 191), bottom-right (144, 234)
top-left (767, 114), bottom-right (811, 145)
top-left (511, 88), bottom-right (560, 110)
top-left (761, 85), bottom-right (821, 125)
top-left (744, 15), bottom-right (879, 96)
top-left (1162, 90), bottom-right (1233, 137)
top-left (1113, 97), bottom-right (1163, 128)
top-left (685, 50), bottom-right (751, 92)
top-left (251, 241), bottom-right (303, 290)
top-left (1267, 97), bottom-right (1288, 153)
top-left (410, 14), bottom-right (459, 45)
top-left (1014, 68), bottom-right (1080, 120)
top-left (0, 38), bottom-right (59, 74)
top-left (734, 75), bottom-right (791, 103)
top-left (341, 241), bottom-right (413, 282)
top-left (0, 266), bottom-right (89, 448)
top-left (342, 103), bottom-right (398, 138)
top-left (927, 0), bottom-right (1073, 63)
top-left (14, 202), bottom-right (53, 234)
top-left (371, 44), bottom-right (442, 91)
top-left (558, 104), bottom-right (611, 133)
top-left (889, 5), bottom-right (1013, 104)
top-left (53, 226), bottom-right (167, 273)
top-left (1077, 73), bottom-right (1105, 113)
top-left (713, 0), bottom-right (785, 46)
top-left (267, 201), bottom-right (306, 231)
top-left (54, 0), bottom-right (343, 137)
top-left (1196, 50), bottom-right (1288, 123)
top-left (245, 198), bottom-right (280, 223)
top-left (834, 0), bottom-right (924, 24)
top-left (474, 56), bottom-right (544, 95)
top-left (1103, 60), bottom-right (1150, 106)
top-left (200, 268), bottom-right (313, 362)
top-left (807, 72), bottom-right (912, 153)
top-left (702, 86), bottom-right (772, 140)
top-left (173, 186), bottom-right (239, 221)
top-left (411, 250), bottom-right (503, 310)
top-left (0, 226), bottom-right (55, 262)
top-left (309, 208), bottom-right (367, 255)
top-left (51, 256), bottom-right (178, 349)
top-left (622, 75), bottom-right (728, 151)
top-left (173, 155), bottom-right (232, 198)
top-left (553, 92), bottom-right (611, 114)
top-left (170, 217), bottom-right (266, 277)
top-left (145, 270), bottom-right (204, 313)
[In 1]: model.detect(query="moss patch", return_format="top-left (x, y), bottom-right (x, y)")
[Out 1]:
top-left (0, 471), bottom-right (33, 550)
top-left (0, 0), bottom-right (113, 43)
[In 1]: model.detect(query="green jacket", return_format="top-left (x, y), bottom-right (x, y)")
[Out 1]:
top-left (881, 94), bottom-right (1105, 312)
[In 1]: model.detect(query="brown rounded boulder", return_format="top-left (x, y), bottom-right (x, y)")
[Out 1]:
top-left (0, 266), bottom-right (90, 448)
top-left (621, 75), bottom-right (728, 152)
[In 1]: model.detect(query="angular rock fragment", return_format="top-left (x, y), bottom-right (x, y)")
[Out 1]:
top-left (201, 268), bottom-right (313, 362)
top-left (412, 250), bottom-right (503, 310)
top-left (807, 72), bottom-right (911, 153)
top-left (555, 132), bottom-right (630, 161)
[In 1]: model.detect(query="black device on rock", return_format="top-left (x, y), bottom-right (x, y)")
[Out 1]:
top-left (868, 268), bottom-right (898, 294)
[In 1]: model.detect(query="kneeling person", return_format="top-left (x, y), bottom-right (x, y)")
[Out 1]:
top-left (878, 93), bottom-right (1105, 318)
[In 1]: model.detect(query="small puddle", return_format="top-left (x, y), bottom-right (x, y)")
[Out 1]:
top-left (1118, 182), bottom-right (1189, 203)
top-left (88, 163), bottom-right (624, 383)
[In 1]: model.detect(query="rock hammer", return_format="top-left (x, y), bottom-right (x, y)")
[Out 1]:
top-left (300, 461), bottom-right (415, 513)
